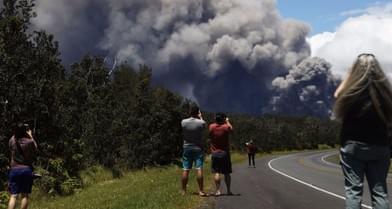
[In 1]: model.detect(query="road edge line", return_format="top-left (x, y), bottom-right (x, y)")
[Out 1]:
top-left (321, 151), bottom-right (340, 168)
top-left (268, 155), bottom-right (372, 209)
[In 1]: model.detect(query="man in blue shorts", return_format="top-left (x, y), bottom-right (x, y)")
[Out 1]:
top-left (8, 123), bottom-right (37, 209)
top-left (181, 104), bottom-right (207, 196)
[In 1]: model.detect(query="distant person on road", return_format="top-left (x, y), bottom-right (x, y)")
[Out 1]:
top-left (181, 104), bottom-right (208, 196)
top-left (8, 123), bottom-right (38, 209)
top-left (209, 113), bottom-right (233, 196)
top-left (245, 140), bottom-right (256, 168)
top-left (334, 53), bottom-right (392, 209)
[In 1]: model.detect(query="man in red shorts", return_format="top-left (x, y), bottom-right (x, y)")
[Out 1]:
top-left (209, 113), bottom-right (233, 196)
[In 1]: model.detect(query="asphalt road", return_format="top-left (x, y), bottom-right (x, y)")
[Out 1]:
top-left (214, 150), bottom-right (392, 209)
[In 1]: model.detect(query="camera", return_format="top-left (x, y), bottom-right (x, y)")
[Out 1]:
top-left (23, 123), bottom-right (30, 129)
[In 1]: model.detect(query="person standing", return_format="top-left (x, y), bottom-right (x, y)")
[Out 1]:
top-left (181, 104), bottom-right (207, 196)
top-left (245, 140), bottom-right (256, 168)
top-left (209, 113), bottom-right (233, 196)
top-left (8, 123), bottom-right (38, 209)
top-left (334, 53), bottom-right (392, 209)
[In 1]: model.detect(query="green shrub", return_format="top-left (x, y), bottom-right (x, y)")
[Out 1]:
top-left (318, 144), bottom-right (333, 150)
top-left (60, 178), bottom-right (82, 195)
top-left (34, 175), bottom-right (57, 195)
top-left (0, 191), bottom-right (8, 209)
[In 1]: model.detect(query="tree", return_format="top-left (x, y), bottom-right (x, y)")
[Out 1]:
top-left (0, 0), bottom-right (65, 190)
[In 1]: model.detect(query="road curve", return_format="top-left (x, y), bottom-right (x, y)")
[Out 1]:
top-left (214, 150), bottom-right (392, 209)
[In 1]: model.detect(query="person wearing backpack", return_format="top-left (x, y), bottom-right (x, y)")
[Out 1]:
top-left (8, 123), bottom-right (37, 209)
top-left (245, 140), bottom-right (257, 168)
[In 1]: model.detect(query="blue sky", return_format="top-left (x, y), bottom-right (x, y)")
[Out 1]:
top-left (277, 0), bottom-right (391, 35)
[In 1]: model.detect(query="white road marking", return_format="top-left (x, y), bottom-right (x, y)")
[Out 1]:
top-left (268, 155), bottom-right (372, 209)
top-left (320, 151), bottom-right (341, 168)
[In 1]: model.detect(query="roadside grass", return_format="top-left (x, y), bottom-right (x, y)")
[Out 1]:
top-left (25, 150), bottom-right (329, 209)
top-left (325, 153), bottom-right (340, 165)
top-left (29, 153), bottom-right (246, 209)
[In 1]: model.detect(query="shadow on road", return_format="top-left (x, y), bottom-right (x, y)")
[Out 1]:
top-left (190, 192), bottom-right (242, 197)
top-left (215, 193), bottom-right (241, 197)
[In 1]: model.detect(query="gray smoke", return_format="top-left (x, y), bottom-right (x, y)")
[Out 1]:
top-left (264, 57), bottom-right (339, 117)
top-left (32, 0), bottom-right (110, 64)
top-left (30, 0), bottom-right (337, 116)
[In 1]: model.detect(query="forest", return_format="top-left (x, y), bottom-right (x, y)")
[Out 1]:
top-left (0, 0), bottom-right (340, 201)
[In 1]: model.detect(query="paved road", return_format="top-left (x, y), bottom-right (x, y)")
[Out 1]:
top-left (214, 150), bottom-right (392, 209)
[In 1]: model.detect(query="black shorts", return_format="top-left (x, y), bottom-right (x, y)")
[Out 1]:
top-left (211, 151), bottom-right (232, 174)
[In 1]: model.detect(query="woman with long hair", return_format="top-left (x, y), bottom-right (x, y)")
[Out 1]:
top-left (334, 53), bottom-right (392, 209)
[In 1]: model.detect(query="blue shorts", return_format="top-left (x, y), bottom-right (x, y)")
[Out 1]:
top-left (8, 167), bottom-right (33, 195)
top-left (182, 146), bottom-right (204, 170)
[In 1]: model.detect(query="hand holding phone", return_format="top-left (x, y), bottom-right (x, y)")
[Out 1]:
top-left (198, 111), bottom-right (203, 120)
top-left (27, 129), bottom-right (33, 138)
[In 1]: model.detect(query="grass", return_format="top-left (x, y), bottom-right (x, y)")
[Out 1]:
top-left (28, 153), bottom-right (246, 209)
top-left (9, 150), bottom-right (324, 209)
top-left (325, 153), bottom-right (340, 165)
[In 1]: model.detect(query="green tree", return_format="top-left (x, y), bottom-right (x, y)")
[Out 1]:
top-left (0, 0), bottom-right (65, 191)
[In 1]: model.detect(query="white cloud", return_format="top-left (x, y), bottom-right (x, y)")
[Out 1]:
top-left (309, 3), bottom-right (392, 79)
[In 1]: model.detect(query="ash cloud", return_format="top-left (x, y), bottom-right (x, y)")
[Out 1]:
top-left (30, 0), bottom-right (337, 116)
top-left (264, 57), bottom-right (339, 117)
top-left (32, 0), bottom-right (110, 64)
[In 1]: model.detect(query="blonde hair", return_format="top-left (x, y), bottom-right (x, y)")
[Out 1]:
top-left (334, 54), bottom-right (392, 126)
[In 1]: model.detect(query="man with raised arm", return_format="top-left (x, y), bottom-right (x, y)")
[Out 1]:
top-left (181, 104), bottom-right (207, 196)
top-left (209, 113), bottom-right (233, 196)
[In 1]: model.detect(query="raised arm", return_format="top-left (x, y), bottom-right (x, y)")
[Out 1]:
top-left (225, 117), bottom-right (233, 132)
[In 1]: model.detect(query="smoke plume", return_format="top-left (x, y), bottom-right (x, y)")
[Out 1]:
top-left (265, 57), bottom-right (339, 117)
top-left (30, 0), bottom-right (337, 116)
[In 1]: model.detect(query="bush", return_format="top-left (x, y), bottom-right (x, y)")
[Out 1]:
top-left (318, 144), bottom-right (333, 150)
top-left (33, 159), bottom-right (83, 195)
top-left (60, 178), bottom-right (82, 195)
top-left (34, 173), bottom-right (56, 195)
top-left (0, 191), bottom-right (8, 209)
